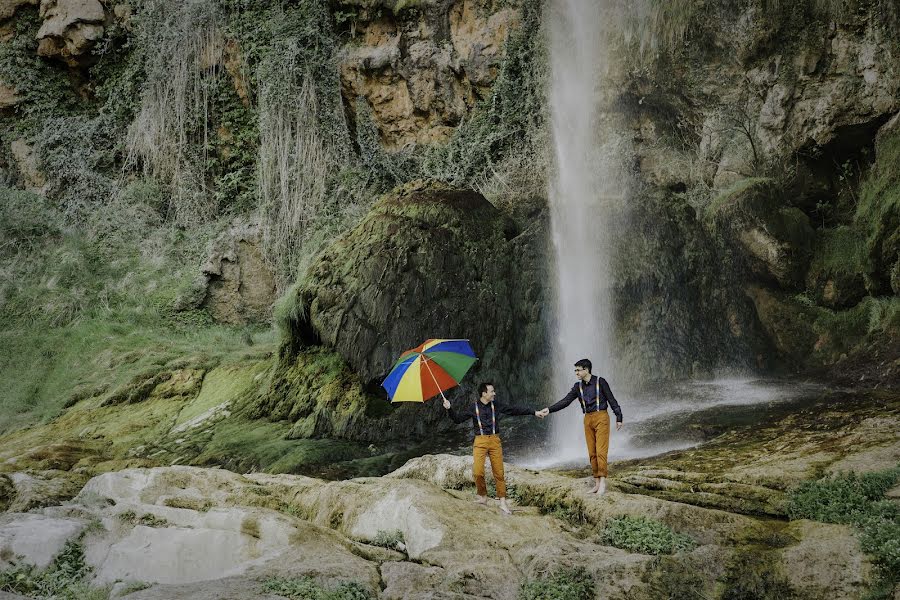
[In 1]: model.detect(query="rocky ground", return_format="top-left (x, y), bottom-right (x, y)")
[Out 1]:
top-left (0, 390), bottom-right (897, 599)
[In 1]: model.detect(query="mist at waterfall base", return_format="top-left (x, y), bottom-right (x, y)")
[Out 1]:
top-left (513, 378), bottom-right (824, 470)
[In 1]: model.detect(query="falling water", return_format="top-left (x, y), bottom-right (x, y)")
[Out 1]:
top-left (545, 0), bottom-right (628, 463)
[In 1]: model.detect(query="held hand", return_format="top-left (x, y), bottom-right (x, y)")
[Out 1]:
top-left (616, 421), bottom-right (623, 431)
top-left (442, 398), bottom-right (451, 410)
top-left (535, 407), bottom-right (550, 419)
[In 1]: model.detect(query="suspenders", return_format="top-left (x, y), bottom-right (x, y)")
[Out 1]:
top-left (578, 378), bottom-right (602, 414)
top-left (474, 401), bottom-right (497, 435)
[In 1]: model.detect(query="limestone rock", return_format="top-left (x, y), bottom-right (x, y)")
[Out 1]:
top-left (36, 0), bottom-right (106, 67)
top-left (0, 0), bottom-right (36, 22)
top-left (10, 139), bottom-right (45, 193)
top-left (6, 470), bottom-right (86, 512)
top-left (338, 0), bottom-right (520, 148)
top-left (0, 81), bottom-right (21, 109)
top-left (201, 221), bottom-right (276, 326)
top-left (780, 520), bottom-right (874, 599)
top-left (0, 513), bottom-right (86, 569)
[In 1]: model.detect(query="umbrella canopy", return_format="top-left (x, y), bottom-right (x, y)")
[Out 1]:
top-left (382, 339), bottom-right (478, 403)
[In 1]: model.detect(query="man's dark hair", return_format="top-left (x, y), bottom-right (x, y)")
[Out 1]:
top-left (574, 359), bottom-right (592, 373)
top-left (478, 382), bottom-right (494, 396)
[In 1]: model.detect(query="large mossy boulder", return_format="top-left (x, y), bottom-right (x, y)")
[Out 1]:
top-left (282, 182), bottom-right (550, 405)
top-left (707, 178), bottom-right (814, 290)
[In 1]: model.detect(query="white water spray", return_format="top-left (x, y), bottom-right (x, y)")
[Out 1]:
top-left (545, 0), bottom-right (628, 463)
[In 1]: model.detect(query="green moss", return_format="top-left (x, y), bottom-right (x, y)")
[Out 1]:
top-left (856, 126), bottom-right (900, 294)
top-left (721, 547), bottom-right (795, 600)
top-left (705, 177), bottom-right (775, 220)
top-left (807, 227), bottom-right (867, 278)
top-left (749, 287), bottom-right (899, 368)
top-left (518, 567), bottom-right (594, 600)
top-left (644, 555), bottom-right (711, 600)
top-left (191, 419), bottom-right (370, 474)
top-left (261, 577), bottom-right (374, 600)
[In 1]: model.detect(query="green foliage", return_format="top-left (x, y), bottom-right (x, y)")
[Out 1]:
top-left (0, 187), bottom-right (63, 252)
top-left (0, 539), bottom-right (109, 600)
top-left (370, 529), bottom-right (404, 550)
top-left (807, 226), bottom-right (866, 279)
top-left (788, 468), bottom-right (900, 523)
top-left (261, 577), bottom-right (373, 600)
top-left (118, 581), bottom-right (151, 595)
top-left (856, 127), bottom-right (900, 292)
top-left (419, 0), bottom-right (547, 191)
top-left (600, 516), bottom-right (696, 555)
top-left (788, 467), bottom-right (900, 584)
top-left (518, 567), bottom-right (594, 600)
top-left (0, 8), bottom-right (84, 135)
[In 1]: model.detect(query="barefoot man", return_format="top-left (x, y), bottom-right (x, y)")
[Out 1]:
top-left (444, 382), bottom-right (543, 514)
top-left (537, 359), bottom-right (623, 495)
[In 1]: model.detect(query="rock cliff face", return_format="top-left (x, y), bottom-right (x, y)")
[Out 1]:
top-left (603, 0), bottom-right (900, 378)
top-left (336, 0), bottom-right (521, 148)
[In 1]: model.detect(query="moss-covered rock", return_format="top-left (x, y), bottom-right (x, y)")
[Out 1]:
top-left (747, 286), bottom-right (899, 374)
top-left (707, 178), bottom-right (814, 290)
top-left (611, 189), bottom-right (771, 379)
top-left (857, 113), bottom-right (900, 296)
top-left (281, 182), bottom-right (550, 410)
top-left (805, 226), bottom-right (868, 309)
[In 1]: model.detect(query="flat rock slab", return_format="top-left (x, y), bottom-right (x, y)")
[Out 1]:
top-left (0, 513), bottom-right (85, 569)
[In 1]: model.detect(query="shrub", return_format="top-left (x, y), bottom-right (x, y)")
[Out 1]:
top-left (600, 516), bottom-right (696, 555)
top-left (787, 467), bottom-right (900, 587)
top-left (518, 567), bottom-right (594, 600)
top-left (370, 529), bottom-right (404, 550)
top-left (787, 468), bottom-right (900, 524)
top-left (0, 539), bottom-right (109, 600)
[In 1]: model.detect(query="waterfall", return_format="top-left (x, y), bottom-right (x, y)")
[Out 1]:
top-left (545, 0), bottom-right (628, 463)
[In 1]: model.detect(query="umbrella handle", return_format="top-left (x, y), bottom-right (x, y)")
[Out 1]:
top-left (422, 357), bottom-right (449, 402)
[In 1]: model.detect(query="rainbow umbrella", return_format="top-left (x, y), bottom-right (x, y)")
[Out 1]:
top-left (382, 339), bottom-right (478, 403)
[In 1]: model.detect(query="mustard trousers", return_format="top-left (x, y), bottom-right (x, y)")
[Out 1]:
top-left (584, 411), bottom-right (611, 477)
top-left (473, 434), bottom-right (506, 498)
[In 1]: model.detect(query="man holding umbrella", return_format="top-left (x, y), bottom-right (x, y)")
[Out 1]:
top-left (382, 339), bottom-right (542, 514)
top-left (443, 382), bottom-right (543, 515)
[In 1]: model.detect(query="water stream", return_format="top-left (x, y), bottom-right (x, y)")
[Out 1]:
top-left (546, 0), bottom-right (629, 463)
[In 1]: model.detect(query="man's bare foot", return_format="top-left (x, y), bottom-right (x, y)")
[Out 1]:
top-left (473, 495), bottom-right (488, 505)
top-left (598, 478), bottom-right (607, 496)
top-left (499, 500), bottom-right (512, 515)
top-left (586, 486), bottom-right (600, 495)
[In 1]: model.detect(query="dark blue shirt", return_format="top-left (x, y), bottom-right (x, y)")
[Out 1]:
top-left (548, 375), bottom-right (623, 422)
top-left (447, 400), bottom-right (534, 436)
